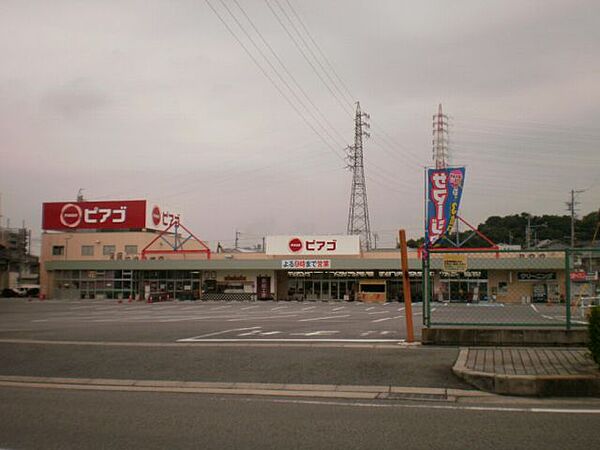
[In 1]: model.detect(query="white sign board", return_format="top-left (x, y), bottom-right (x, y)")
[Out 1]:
top-left (145, 200), bottom-right (181, 231)
top-left (266, 235), bottom-right (360, 256)
top-left (282, 260), bottom-right (332, 269)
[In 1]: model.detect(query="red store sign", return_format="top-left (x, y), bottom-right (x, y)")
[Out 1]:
top-left (43, 200), bottom-right (147, 230)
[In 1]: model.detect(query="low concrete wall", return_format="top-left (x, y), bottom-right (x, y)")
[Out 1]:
top-left (422, 327), bottom-right (589, 346)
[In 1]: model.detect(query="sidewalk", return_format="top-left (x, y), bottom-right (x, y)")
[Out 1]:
top-left (453, 347), bottom-right (600, 397)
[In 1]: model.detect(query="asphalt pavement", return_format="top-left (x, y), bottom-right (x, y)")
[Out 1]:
top-left (2, 298), bottom-right (600, 449)
top-left (1, 387), bottom-right (600, 450)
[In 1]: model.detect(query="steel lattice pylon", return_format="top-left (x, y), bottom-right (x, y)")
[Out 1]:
top-left (432, 103), bottom-right (449, 169)
top-left (346, 102), bottom-right (372, 250)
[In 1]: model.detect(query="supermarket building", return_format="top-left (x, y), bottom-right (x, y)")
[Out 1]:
top-left (40, 200), bottom-right (568, 304)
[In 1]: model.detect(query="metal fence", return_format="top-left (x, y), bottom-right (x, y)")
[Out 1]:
top-left (566, 248), bottom-right (600, 327)
top-left (423, 248), bottom-right (600, 328)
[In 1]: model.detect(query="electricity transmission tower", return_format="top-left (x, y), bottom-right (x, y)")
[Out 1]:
top-left (346, 102), bottom-right (372, 251)
top-left (432, 103), bottom-right (449, 169)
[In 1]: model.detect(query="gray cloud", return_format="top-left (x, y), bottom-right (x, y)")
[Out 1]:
top-left (42, 79), bottom-right (110, 119)
top-left (1, 0), bottom-right (599, 250)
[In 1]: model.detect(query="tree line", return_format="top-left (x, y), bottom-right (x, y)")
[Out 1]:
top-left (407, 210), bottom-right (600, 248)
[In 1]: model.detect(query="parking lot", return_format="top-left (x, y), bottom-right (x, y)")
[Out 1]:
top-left (0, 299), bottom-right (419, 343)
top-left (0, 298), bottom-right (586, 344)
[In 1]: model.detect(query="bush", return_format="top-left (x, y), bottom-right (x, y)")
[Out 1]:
top-left (589, 306), bottom-right (600, 367)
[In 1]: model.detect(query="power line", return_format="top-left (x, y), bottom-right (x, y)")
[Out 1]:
top-left (230, 0), bottom-right (348, 146)
top-left (277, 0), bottom-right (354, 107)
top-left (268, 0), bottom-right (427, 171)
top-left (284, 0), bottom-right (355, 104)
top-left (264, 0), bottom-right (354, 116)
top-left (219, 0), bottom-right (346, 150)
top-left (204, 0), bottom-right (346, 164)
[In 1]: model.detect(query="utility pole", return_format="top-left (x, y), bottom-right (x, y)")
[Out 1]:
top-left (346, 101), bottom-right (372, 251)
top-left (373, 233), bottom-right (378, 250)
top-left (526, 214), bottom-right (531, 249)
top-left (235, 230), bottom-right (241, 250)
top-left (566, 189), bottom-right (585, 247)
top-left (592, 208), bottom-right (600, 245)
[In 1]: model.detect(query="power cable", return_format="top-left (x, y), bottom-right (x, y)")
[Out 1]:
top-left (219, 0), bottom-right (346, 149)
top-left (231, 0), bottom-right (349, 145)
top-left (283, 0), bottom-right (355, 104)
top-left (204, 0), bottom-right (346, 164)
top-left (277, 0), bottom-right (354, 108)
top-left (264, 0), bottom-right (354, 116)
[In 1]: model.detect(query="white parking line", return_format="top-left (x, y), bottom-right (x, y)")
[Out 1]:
top-left (365, 307), bottom-right (375, 311)
top-left (172, 338), bottom-right (405, 343)
top-left (372, 315), bottom-right (403, 323)
top-left (271, 306), bottom-right (288, 311)
top-left (332, 307), bottom-right (345, 311)
top-left (227, 314), bottom-right (298, 322)
top-left (241, 305), bottom-right (260, 310)
top-left (301, 306), bottom-right (316, 311)
top-left (210, 305), bottom-right (233, 311)
top-left (290, 331), bottom-right (340, 336)
top-left (238, 330), bottom-right (263, 336)
top-left (368, 311), bottom-right (388, 315)
top-left (177, 327), bottom-right (261, 341)
top-left (299, 315), bottom-right (350, 322)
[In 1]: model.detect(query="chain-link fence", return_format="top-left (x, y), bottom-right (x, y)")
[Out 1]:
top-left (566, 248), bottom-right (600, 327)
top-left (422, 248), bottom-right (590, 328)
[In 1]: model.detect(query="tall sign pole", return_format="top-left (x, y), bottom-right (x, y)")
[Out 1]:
top-left (399, 229), bottom-right (415, 343)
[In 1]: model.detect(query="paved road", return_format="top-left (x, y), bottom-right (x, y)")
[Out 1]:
top-left (0, 342), bottom-right (467, 388)
top-left (1, 387), bottom-right (599, 450)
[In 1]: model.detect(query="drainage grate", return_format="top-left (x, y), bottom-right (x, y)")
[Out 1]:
top-left (377, 392), bottom-right (448, 401)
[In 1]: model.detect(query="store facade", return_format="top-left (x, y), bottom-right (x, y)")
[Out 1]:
top-left (39, 201), bottom-right (569, 304)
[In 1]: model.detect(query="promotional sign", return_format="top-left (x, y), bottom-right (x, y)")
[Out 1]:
top-left (442, 254), bottom-right (468, 272)
top-left (257, 276), bottom-right (271, 300)
top-left (282, 260), bottom-right (332, 269)
top-left (425, 167), bottom-right (466, 246)
top-left (42, 200), bottom-right (180, 231)
top-left (266, 235), bottom-right (360, 256)
top-left (517, 272), bottom-right (557, 282)
top-left (570, 271), bottom-right (598, 282)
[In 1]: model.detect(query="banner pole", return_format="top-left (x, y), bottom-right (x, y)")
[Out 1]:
top-left (423, 167), bottom-right (430, 327)
top-left (399, 229), bottom-right (415, 343)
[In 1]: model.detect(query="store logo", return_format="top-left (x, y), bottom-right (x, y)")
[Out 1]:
top-left (152, 206), bottom-right (161, 226)
top-left (59, 203), bottom-right (83, 228)
top-left (288, 238), bottom-right (303, 252)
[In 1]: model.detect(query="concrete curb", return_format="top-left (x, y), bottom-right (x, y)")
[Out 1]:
top-left (0, 338), bottom-right (412, 350)
top-left (423, 328), bottom-right (589, 346)
top-left (0, 375), bottom-right (490, 402)
top-left (453, 349), bottom-right (600, 397)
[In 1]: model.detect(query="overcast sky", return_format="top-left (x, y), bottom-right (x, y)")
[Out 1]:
top-left (1, 0), bottom-right (599, 250)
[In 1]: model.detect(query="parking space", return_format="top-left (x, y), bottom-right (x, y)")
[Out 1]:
top-left (0, 299), bottom-right (419, 343)
top-left (0, 298), bottom-right (583, 344)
